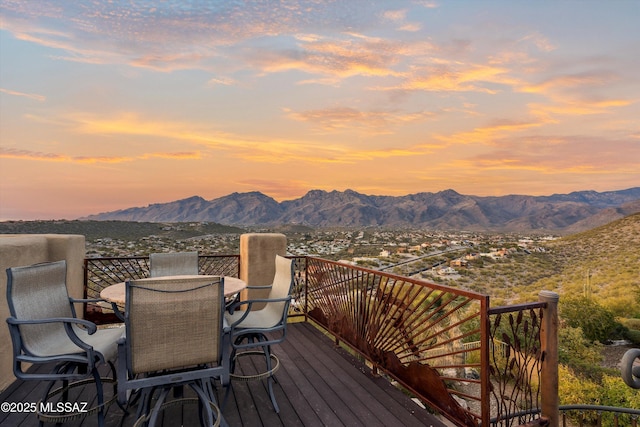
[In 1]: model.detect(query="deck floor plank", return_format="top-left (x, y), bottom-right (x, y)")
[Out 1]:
top-left (0, 322), bottom-right (446, 427)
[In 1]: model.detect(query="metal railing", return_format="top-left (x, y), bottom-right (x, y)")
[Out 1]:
top-left (83, 255), bottom-right (553, 427)
top-left (303, 256), bottom-right (490, 426)
top-left (83, 255), bottom-right (240, 323)
top-left (559, 405), bottom-right (639, 427)
top-left (487, 303), bottom-right (548, 426)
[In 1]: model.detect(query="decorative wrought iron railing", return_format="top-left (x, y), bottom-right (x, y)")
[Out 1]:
top-left (84, 255), bottom-right (240, 322)
top-left (487, 303), bottom-right (547, 426)
top-left (303, 256), bottom-right (490, 426)
top-left (82, 255), bottom-right (553, 427)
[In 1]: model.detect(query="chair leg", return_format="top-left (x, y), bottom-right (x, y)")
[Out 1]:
top-left (92, 368), bottom-right (106, 427)
top-left (222, 345), bottom-right (239, 410)
top-left (262, 343), bottom-right (279, 413)
top-left (190, 381), bottom-right (225, 427)
top-left (230, 333), bottom-right (281, 413)
top-left (148, 387), bottom-right (170, 427)
top-left (136, 387), bottom-right (154, 422)
top-left (108, 360), bottom-right (128, 413)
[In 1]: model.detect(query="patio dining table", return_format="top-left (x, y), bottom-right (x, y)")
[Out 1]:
top-left (100, 275), bottom-right (247, 317)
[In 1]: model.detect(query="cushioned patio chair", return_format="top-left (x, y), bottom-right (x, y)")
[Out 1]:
top-left (149, 251), bottom-right (199, 277)
top-left (6, 260), bottom-right (124, 427)
top-left (224, 255), bottom-right (295, 413)
top-left (117, 275), bottom-right (229, 427)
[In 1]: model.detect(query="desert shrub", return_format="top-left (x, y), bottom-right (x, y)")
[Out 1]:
top-left (558, 364), bottom-right (601, 405)
top-left (623, 328), bottom-right (640, 344)
top-left (560, 296), bottom-right (624, 343)
top-left (558, 326), bottom-right (603, 380)
top-left (599, 375), bottom-right (640, 425)
top-left (621, 318), bottom-right (640, 330)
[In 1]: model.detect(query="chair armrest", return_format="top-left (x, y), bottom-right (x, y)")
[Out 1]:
top-left (226, 296), bottom-right (291, 314)
top-left (226, 296), bottom-right (292, 328)
top-left (6, 316), bottom-right (98, 334)
top-left (7, 316), bottom-right (99, 356)
top-left (69, 296), bottom-right (112, 318)
top-left (70, 297), bottom-right (107, 304)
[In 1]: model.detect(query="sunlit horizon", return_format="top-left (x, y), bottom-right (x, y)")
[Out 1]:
top-left (1, 1), bottom-right (639, 220)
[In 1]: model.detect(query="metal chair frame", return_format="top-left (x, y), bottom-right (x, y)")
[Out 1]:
top-left (5, 260), bottom-right (123, 427)
top-left (117, 275), bottom-right (230, 427)
top-left (224, 255), bottom-right (294, 413)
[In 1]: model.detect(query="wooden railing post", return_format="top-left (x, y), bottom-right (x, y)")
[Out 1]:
top-left (539, 290), bottom-right (560, 427)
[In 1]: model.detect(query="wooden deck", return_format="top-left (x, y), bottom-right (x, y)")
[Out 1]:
top-left (0, 322), bottom-right (447, 427)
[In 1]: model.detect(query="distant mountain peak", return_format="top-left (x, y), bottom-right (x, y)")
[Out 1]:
top-left (82, 187), bottom-right (640, 233)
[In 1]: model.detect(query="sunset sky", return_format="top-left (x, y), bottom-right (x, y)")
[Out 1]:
top-left (1, 1), bottom-right (639, 220)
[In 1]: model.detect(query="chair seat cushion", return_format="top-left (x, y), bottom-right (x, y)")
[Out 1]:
top-left (78, 325), bottom-right (124, 362)
top-left (225, 309), bottom-right (281, 329)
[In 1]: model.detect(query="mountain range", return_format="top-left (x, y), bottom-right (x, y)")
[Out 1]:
top-left (82, 187), bottom-right (640, 233)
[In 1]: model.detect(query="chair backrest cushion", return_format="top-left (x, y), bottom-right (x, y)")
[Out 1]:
top-left (270, 255), bottom-right (294, 300)
top-left (228, 255), bottom-right (293, 329)
top-left (149, 251), bottom-right (199, 277)
top-left (125, 276), bottom-right (223, 374)
top-left (6, 260), bottom-right (79, 356)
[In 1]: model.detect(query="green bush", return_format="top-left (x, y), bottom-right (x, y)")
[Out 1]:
top-left (560, 296), bottom-right (625, 343)
top-left (623, 328), bottom-right (640, 344)
top-left (621, 318), bottom-right (640, 330)
top-left (558, 326), bottom-right (603, 380)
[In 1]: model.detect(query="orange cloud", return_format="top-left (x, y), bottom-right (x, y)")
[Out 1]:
top-left (130, 53), bottom-right (207, 72)
top-left (285, 106), bottom-right (438, 133)
top-left (249, 33), bottom-right (408, 81)
top-left (0, 147), bottom-right (130, 163)
top-left (56, 112), bottom-right (431, 165)
top-left (145, 152), bottom-right (203, 160)
top-left (0, 147), bottom-right (200, 164)
top-left (388, 62), bottom-right (520, 94)
top-left (436, 120), bottom-right (542, 146)
top-left (236, 179), bottom-right (312, 201)
top-left (519, 72), bottom-right (616, 94)
top-left (529, 98), bottom-right (634, 118)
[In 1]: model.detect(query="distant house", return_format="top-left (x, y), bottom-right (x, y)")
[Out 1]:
top-left (437, 266), bottom-right (457, 275)
top-left (450, 259), bottom-right (468, 268)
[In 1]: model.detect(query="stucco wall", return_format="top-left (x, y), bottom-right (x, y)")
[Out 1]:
top-left (239, 233), bottom-right (287, 309)
top-left (0, 234), bottom-right (85, 392)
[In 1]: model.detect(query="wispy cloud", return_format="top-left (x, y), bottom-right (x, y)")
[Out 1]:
top-left (0, 88), bottom-right (46, 102)
top-left (0, 147), bottom-right (129, 163)
top-left (436, 119), bottom-right (543, 146)
top-left (246, 33), bottom-right (407, 82)
top-left (529, 97), bottom-right (634, 119)
top-left (236, 178), bottom-right (312, 200)
top-left (31, 112), bottom-right (430, 165)
top-left (460, 134), bottom-right (640, 174)
top-left (285, 106), bottom-right (438, 133)
top-left (0, 147), bottom-right (201, 164)
top-left (519, 71), bottom-right (618, 95)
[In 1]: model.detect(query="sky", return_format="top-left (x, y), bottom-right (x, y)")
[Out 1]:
top-left (1, 1), bottom-right (639, 220)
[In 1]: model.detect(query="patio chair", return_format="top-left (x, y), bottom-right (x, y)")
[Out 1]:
top-left (117, 275), bottom-right (229, 426)
top-left (149, 251), bottom-right (199, 277)
top-left (5, 260), bottom-right (124, 427)
top-left (224, 255), bottom-right (295, 413)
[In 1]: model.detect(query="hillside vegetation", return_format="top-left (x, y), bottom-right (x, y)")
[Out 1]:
top-left (0, 220), bottom-right (244, 241)
top-left (537, 212), bottom-right (640, 319)
top-left (434, 213), bottom-right (640, 321)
